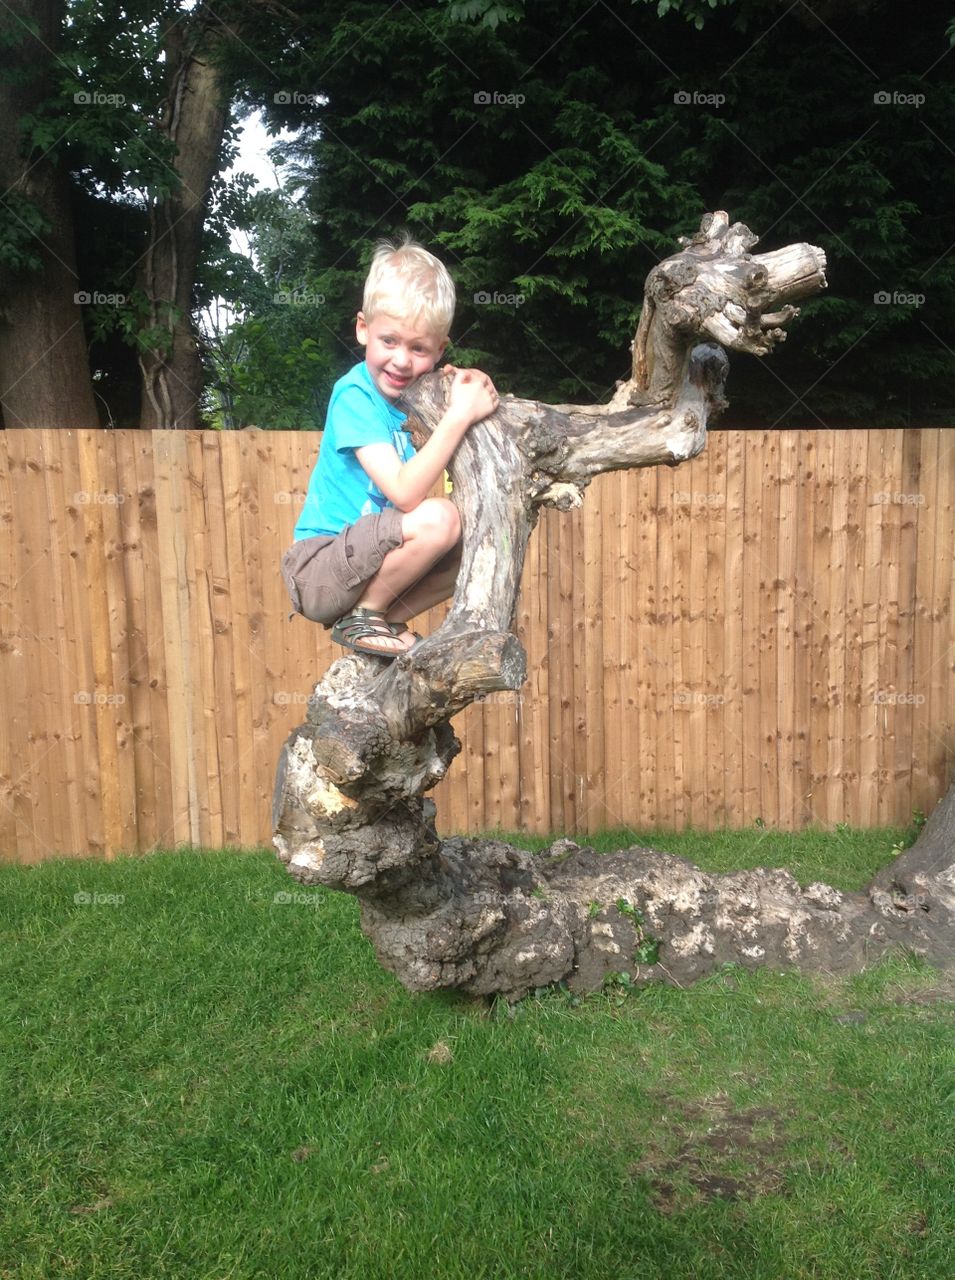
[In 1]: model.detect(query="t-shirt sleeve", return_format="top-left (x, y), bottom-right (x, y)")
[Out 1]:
top-left (330, 384), bottom-right (397, 452)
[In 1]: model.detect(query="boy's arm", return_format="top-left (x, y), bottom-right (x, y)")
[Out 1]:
top-left (356, 367), bottom-right (497, 512)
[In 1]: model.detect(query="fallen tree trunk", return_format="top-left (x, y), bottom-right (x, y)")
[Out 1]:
top-left (272, 211), bottom-right (955, 1000)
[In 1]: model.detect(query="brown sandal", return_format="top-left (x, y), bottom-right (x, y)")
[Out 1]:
top-left (331, 609), bottom-right (409, 658)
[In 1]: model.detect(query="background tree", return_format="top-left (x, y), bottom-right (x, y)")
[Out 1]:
top-left (262, 0), bottom-right (955, 426)
top-left (0, 0), bottom-right (100, 429)
top-left (0, 0), bottom-right (304, 429)
top-left (201, 189), bottom-right (336, 429)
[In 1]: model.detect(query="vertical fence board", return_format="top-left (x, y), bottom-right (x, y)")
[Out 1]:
top-left (635, 466), bottom-right (659, 830)
top-left (757, 432), bottom-right (780, 827)
top-left (705, 436), bottom-right (727, 827)
top-left (859, 433), bottom-right (886, 824)
top-left (204, 432), bottom-right (240, 844)
top-left (580, 480), bottom-right (605, 832)
top-left (825, 431), bottom-right (850, 824)
top-left (809, 433), bottom-right (834, 824)
top-left (133, 433), bottom-right (175, 849)
top-left (602, 474), bottom-right (625, 828)
top-left (554, 507), bottom-right (577, 832)
top-left (0, 436), bottom-right (20, 857)
top-left (685, 459), bottom-right (708, 828)
top-left (39, 430), bottom-right (80, 857)
top-left (226, 434), bottom-right (261, 845)
top-left (722, 432), bottom-right (744, 827)
top-left (186, 432), bottom-right (221, 848)
top-left (892, 430), bottom-right (922, 821)
top-left (78, 429), bottom-right (126, 856)
top-left (660, 460), bottom-right (681, 829)
top-left (877, 432), bottom-right (903, 826)
top-left (740, 434), bottom-right (763, 825)
top-left (97, 430), bottom-right (140, 852)
top-left (843, 432), bottom-right (868, 825)
top-left (517, 517), bottom-right (546, 833)
top-left (930, 431), bottom-right (955, 810)
top-left (792, 432), bottom-right (816, 822)
top-left (153, 432), bottom-right (198, 846)
top-left (114, 429), bottom-right (152, 853)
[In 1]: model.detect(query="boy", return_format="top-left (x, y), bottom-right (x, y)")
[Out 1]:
top-left (281, 236), bottom-right (499, 657)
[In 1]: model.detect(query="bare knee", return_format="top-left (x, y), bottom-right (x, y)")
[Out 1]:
top-left (403, 498), bottom-right (460, 551)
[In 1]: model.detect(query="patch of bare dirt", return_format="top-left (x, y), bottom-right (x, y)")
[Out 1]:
top-left (892, 977), bottom-right (955, 1006)
top-left (629, 1094), bottom-right (794, 1214)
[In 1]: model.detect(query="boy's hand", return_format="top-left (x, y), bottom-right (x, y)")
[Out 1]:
top-left (442, 364), bottom-right (499, 428)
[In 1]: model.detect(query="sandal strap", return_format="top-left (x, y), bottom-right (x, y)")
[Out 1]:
top-left (336, 608), bottom-right (392, 637)
top-left (332, 608), bottom-right (406, 655)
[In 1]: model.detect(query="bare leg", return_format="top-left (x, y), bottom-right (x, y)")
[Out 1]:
top-left (385, 544), bottom-right (462, 626)
top-left (347, 499), bottom-right (460, 651)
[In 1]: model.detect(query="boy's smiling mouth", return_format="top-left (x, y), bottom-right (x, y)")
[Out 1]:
top-left (383, 370), bottom-right (411, 390)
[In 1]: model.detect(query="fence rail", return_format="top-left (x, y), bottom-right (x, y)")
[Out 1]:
top-left (1, 428), bottom-right (952, 863)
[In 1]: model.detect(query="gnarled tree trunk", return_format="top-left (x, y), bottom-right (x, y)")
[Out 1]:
top-left (272, 212), bottom-right (954, 1001)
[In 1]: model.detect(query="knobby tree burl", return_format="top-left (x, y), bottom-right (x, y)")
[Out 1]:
top-left (272, 212), bottom-right (955, 1000)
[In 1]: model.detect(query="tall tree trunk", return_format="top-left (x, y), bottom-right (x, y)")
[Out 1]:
top-left (135, 12), bottom-right (230, 430)
top-left (0, 0), bottom-right (99, 430)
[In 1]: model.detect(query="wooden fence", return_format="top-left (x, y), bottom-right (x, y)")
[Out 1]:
top-left (1, 428), bottom-right (953, 863)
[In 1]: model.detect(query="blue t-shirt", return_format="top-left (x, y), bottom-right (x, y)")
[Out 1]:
top-left (294, 361), bottom-right (416, 540)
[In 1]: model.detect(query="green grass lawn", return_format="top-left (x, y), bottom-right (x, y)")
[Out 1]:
top-left (1, 829), bottom-right (952, 1280)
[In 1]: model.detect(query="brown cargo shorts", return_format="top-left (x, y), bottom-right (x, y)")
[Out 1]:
top-left (280, 507), bottom-right (405, 627)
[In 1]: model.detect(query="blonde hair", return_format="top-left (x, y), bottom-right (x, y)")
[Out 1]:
top-left (362, 234), bottom-right (455, 338)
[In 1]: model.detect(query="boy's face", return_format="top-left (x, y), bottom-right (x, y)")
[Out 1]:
top-left (356, 311), bottom-right (448, 401)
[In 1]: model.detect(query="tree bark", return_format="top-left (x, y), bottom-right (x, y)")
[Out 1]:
top-left (135, 9), bottom-right (230, 430)
top-left (272, 212), bottom-right (954, 1000)
top-left (0, 0), bottom-right (100, 430)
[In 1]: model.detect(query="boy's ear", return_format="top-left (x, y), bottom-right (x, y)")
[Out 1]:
top-left (355, 312), bottom-right (368, 347)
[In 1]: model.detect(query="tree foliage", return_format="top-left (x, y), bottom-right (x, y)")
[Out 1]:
top-left (3, 0), bottom-right (953, 427)
top-left (260, 0), bottom-right (955, 426)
